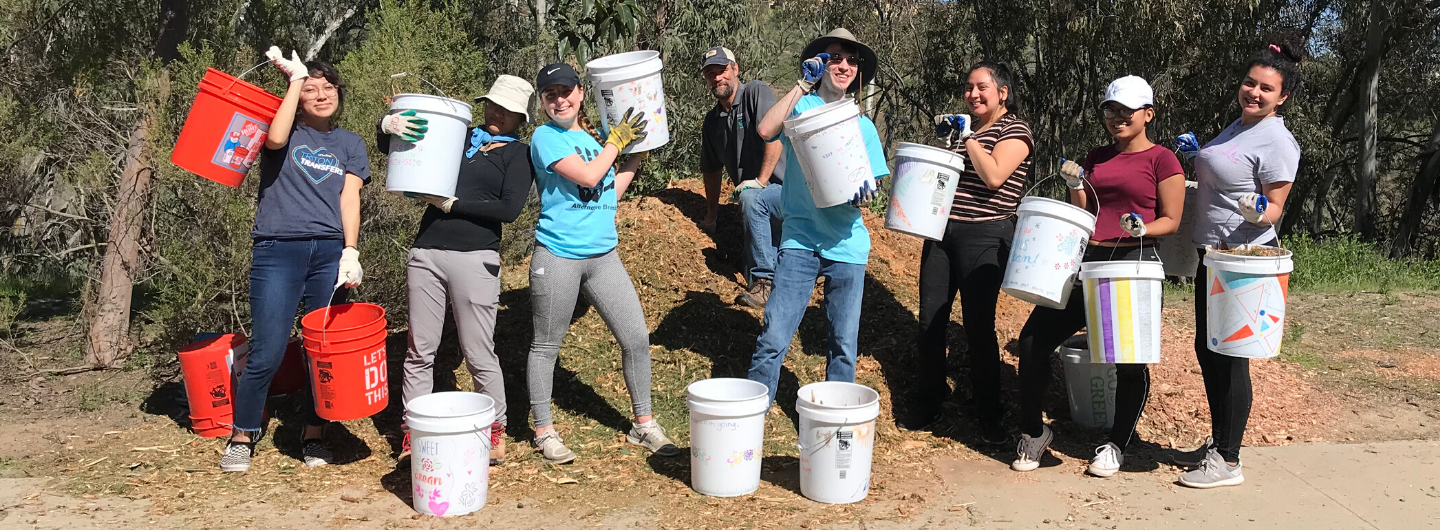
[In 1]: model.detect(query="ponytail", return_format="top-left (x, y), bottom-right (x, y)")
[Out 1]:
top-left (576, 103), bottom-right (604, 147)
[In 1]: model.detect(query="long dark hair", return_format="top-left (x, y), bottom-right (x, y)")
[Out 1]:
top-left (970, 60), bottom-right (1020, 114)
top-left (1245, 41), bottom-right (1303, 108)
top-left (303, 60), bottom-right (345, 124)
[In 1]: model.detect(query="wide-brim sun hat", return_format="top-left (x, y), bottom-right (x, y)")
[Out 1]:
top-left (476, 74), bottom-right (535, 122)
top-left (800, 28), bottom-right (878, 94)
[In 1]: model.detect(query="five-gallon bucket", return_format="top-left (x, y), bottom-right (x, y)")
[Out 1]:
top-left (1157, 181), bottom-right (1199, 278)
top-left (177, 333), bottom-right (249, 438)
top-left (885, 142), bottom-right (965, 240)
top-left (1002, 197), bottom-right (1097, 308)
top-left (171, 68), bottom-right (283, 188)
top-left (585, 51), bottom-right (670, 153)
top-left (406, 392), bottom-right (496, 517)
top-left (686, 378), bottom-right (770, 497)
top-left (268, 338), bottom-right (307, 397)
top-left (1080, 260), bottom-right (1165, 363)
top-left (783, 99), bottom-right (874, 208)
top-left (796, 382), bottom-right (880, 504)
top-left (301, 303), bottom-right (389, 421)
top-left (385, 94), bottom-right (473, 197)
top-left (1059, 335), bottom-right (1117, 429)
top-left (1204, 247), bottom-right (1293, 359)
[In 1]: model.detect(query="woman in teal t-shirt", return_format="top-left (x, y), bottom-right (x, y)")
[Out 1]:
top-left (524, 63), bottom-right (680, 464)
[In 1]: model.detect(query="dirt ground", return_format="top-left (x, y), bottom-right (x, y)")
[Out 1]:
top-left (1, 179), bottom-right (1437, 529)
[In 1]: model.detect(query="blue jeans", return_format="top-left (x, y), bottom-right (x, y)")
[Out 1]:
top-left (233, 238), bottom-right (346, 435)
top-left (738, 183), bottom-right (784, 283)
top-left (747, 248), bottom-right (867, 404)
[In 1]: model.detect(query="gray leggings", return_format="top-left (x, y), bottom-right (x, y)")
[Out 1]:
top-left (527, 246), bottom-right (652, 428)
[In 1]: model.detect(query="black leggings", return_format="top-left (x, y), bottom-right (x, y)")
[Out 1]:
top-left (1017, 245), bottom-right (1158, 450)
top-left (916, 218), bottom-right (1014, 423)
top-left (1194, 246), bottom-right (1257, 463)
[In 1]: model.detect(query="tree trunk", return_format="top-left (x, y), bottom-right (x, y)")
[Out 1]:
top-left (1352, 0), bottom-right (1389, 238)
top-left (1390, 124), bottom-right (1440, 258)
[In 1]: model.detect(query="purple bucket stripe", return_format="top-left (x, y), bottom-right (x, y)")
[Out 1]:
top-left (1098, 278), bottom-right (1116, 362)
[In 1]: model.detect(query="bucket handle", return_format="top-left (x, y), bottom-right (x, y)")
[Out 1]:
top-left (219, 60), bottom-right (280, 97)
top-left (389, 72), bottom-right (460, 112)
top-left (796, 415), bottom-right (871, 458)
top-left (1206, 195), bottom-right (1288, 272)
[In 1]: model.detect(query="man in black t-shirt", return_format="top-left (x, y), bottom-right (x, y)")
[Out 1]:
top-left (699, 46), bottom-right (785, 307)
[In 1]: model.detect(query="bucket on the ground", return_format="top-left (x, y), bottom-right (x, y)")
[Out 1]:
top-left (170, 68), bottom-right (283, 188)
top-left (585, 51), bottom-right (670, 153)
top-left (177, 333), bottom-right (249, 437)
top-left (1081, 260), bottom-right (1165, 363)
top-left (796, 382), bottom-right (880, 504)
top-left (385, 94), bottom-right (473, 198)
top-left (1204, 247), bottom-right (1293, 358)
top-left (1157, 181), bottom-right (1200, 278)
top-left (1002, 197), bottom-right (1097, 308)
top-left (783, 99), bottom-right (874, 208)
top-left (1059, 335), bottom-right (1118, 429)
top-left (884, 142), bottom-right (965, 240)
top-left (406, 392), bottom-right (495, 517)
top-left (267, 338), bottom-right (307, 397)
top-left (686, 378), bottom-right (770, 497)
top-left (300, 303), bottom-right (389, 421)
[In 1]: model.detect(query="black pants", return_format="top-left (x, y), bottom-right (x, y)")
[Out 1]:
top-left (916, 218), bottom-right (1014, 424)
top-left (1194, 246), bottom-right (1262, 463)
top-left (1017, 245), bottom-right (1158, 450)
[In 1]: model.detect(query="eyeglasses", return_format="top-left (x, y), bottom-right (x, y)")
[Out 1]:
top-left (827, 55), bottom-right (862, 66)
top-left (1101, 105), bottom-right (1149, 120)
top-left (302, 85), bottom-right (339, 98)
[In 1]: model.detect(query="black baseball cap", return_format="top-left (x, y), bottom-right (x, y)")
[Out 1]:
top-left (535, 63), bottom-right (580, 90)
top-left (700, 46), bottom-right (736, 70)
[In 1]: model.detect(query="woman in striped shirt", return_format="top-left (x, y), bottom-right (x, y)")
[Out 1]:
top-left (910, 61), bottom-right (1033, 443)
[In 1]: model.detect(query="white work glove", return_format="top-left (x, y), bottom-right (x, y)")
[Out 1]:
top-left (731, 179), bottom-right (764, 200)
top-left (265, 46), bottom-right (309, 82)
top-left (382, 110), bottom-right (429, 142)
top-left (1059, 158), bottom-right (1085, 190)
top-left (421, 195), bottom-right (456, 213)
top-left (336, 247), bottom-right (362, 288)
top-left (1120, 213), bottom-right (1147, 238)
top-left (934, 114), bottom-right (972, 148)
top-left (1238, 193), bottom-right (1269, 224)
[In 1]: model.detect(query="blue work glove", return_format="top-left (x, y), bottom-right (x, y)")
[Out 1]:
top-left (934, 114), bottom-right (972, 148)
top-left (1238, 193), bottom-right (1268, 224)
top-left (1176, 131), bottom-right (1200, 159)
top-left (797, 53), bottom-right (831, 92)
top-left (1120, 213), bottom-right (1147, 238)
top-left (849, 179), bottom-right (877, 207)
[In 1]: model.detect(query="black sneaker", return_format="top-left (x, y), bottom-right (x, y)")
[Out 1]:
top-left (303, 439), bottom-right (333, 467)
top-left (979, 419), bottom-right (1009, 445)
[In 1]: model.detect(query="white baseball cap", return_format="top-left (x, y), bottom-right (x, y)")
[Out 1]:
top-left (1100, 75), bottom-right (1153, 110)
top-left (476, 74), bottom-right (535, 122)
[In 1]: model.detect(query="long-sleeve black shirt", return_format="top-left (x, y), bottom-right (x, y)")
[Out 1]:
top-left (378, 124), bottom-right (535, 252)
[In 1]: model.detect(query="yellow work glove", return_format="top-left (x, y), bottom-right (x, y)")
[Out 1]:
top-left (604, 107), bottom-right (649, 151)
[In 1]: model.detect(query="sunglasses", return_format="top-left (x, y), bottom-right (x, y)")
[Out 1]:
top-left (1100, 105), bottom-right (1150, 119)
top-left (827, 55), bottom-right (862, 66)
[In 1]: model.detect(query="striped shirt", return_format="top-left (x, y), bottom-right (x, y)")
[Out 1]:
top-left (949, 113), bottom-right (1033, 222)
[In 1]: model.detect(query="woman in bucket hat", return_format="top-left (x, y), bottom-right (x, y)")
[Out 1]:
top-left (378, 74), bottom-right (538, 466)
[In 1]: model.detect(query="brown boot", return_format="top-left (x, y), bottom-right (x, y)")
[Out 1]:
top-left (736, 278), bottom-right (772, 308)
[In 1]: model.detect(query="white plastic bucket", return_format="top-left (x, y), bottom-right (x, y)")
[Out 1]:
top-left (405, 392), bottom-right (496, 517)
top-left (796, 382), bottom-right (880, 504)
top-left (1002, 197), bottom-right (1098, 308)
top-left (1080, 260), bottom-right (1165, 363)
top-left (1157, 181), bottom-right (1200, 277)
top-left (386, 94), bottom-right (473, 197)
top-left (585, 51), bottom-right (670, 153)
top-left (1059, 335), bottom-right (1118, 429)
top-left (686, 378), bottom-right (770, 497)
top-left (884, 142), bottom-right (965, 240)
top-left (1204, 247), bottom-right (1294, 359)
top-left (783, 99), bottom-right (874, 208)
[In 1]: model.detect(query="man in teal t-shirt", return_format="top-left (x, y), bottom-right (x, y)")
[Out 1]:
top-left (747, 28), bottom-right (889, 403)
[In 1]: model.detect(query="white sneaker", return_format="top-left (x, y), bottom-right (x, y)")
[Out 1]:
top-left (1087, 442), bottom-right (1123, 477)
top-left (532, 430), bottom-right (576, 464)
top-left (1010, 425), bottom-right (1053, 472)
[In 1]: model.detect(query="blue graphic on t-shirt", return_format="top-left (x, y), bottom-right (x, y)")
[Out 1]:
top-left (290, 145), bottom-right (343, 184)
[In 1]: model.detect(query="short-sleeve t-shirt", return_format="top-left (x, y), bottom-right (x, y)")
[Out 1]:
top-left (529, 122), bottom-right (618, 259)
top-left (1081, 144), bottom-right (1185, 243)
top-left (949, 113), bottom-right (1033, 222)
top-left (1192, 116), bottom-right (1301, 247)
top-left (701, 80), bottom-right (784, 185)
top-left (252, 123), bottom-right (371, 240)
top-left (773, 93), bottom-right (891, 265)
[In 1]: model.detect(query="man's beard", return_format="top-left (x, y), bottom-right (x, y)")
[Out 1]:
top-left (711, 82), bottom-right (733, 100)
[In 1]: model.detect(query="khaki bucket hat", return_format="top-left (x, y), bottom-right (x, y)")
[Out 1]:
top-left (475, 74), bottom-right (535, 122)
top-left (800, 28), bottom-right (878, 94)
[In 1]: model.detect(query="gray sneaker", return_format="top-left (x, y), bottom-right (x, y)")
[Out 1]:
top-left (532, 430), bottom-right (576, 464)
top-left (1172, 437), bottom-right (1214, 467)
top-left (1178, 448), bottom-right (1244, 488)
top-left (1010, 425), bottom-right (1053, 472)
top-left (220, 441), bottom-right (254, 473)
top-left (627, 422), bottom-right (681, 456)
top-left (302, 439), bottom-right (333, 468)
top-left (736, 278), bottom-right (772, 308)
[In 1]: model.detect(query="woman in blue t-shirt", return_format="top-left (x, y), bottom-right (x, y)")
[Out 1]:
top-left (523, 63), bottom-right (679, 464)
top-left (223, 48), bottom-right (371, 473)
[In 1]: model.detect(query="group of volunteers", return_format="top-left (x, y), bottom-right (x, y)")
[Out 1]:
top-left (220, 30), bottom-right (1303, 492)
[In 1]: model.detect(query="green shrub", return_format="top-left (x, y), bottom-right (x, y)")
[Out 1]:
top-left (1286, 233), bottom-right (1440, 292)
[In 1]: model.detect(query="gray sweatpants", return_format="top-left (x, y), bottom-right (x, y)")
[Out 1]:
top-left (527, 246), bottom-right (652, 428)
top-left (402, 248), bottom-right (507, 426)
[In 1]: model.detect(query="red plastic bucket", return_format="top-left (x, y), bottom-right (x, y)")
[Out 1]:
top-left (302, 304), bottom-right (390, 422)
top-left (178, 333), bottom-right (248, 438)
top-left (268, 338), bottom-right (307, 397)
top-left (170, 68), bottom-right (283, 187)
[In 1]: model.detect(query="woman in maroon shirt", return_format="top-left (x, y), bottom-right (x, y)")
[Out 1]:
top-left (1009, 76), bottom-right (1185, 476)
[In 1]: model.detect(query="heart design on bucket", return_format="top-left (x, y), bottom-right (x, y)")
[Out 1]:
top-left (428, 500), bottom-right (450, 516)
top-left (289, 145), bottom-right (342, 184)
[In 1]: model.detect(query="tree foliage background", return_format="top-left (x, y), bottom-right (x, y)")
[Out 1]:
top-left (0, 0), bottom-right (1437, 368)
